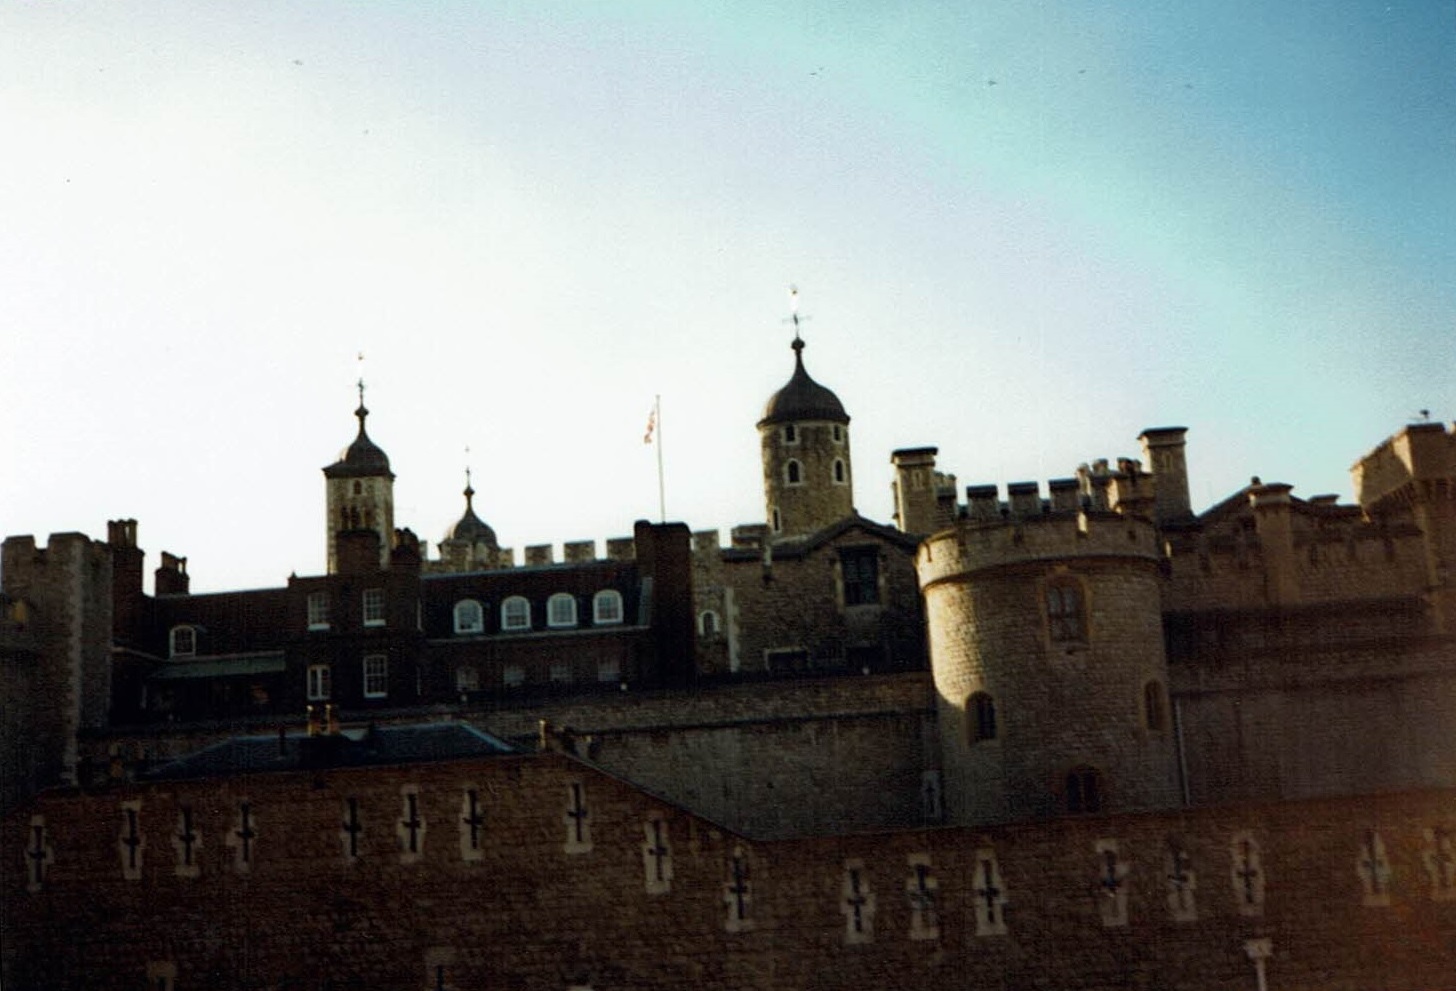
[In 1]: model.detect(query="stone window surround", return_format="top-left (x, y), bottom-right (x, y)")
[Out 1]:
top-left (1045, 575), bottom-right (1088, 644)
top-left (785, 459), bottom-right (803, 486)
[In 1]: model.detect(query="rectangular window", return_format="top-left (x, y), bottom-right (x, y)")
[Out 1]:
top-left (455, 666), bottom-right (479, 692)
top-left (363, 655), bottom-right (388, 699)
top-left (840, 548), bottom-right (880, 606)
top-left (307, 663), bottom-right (331, 701)
top-left (362, 588), bottom-right (385, 627)
top-left (502, 664), bottom-right (525, 688)
top-left (597, 658), bottom-right (620, 683)
top-left (307, 592), bottom-right (330, 630)
top-left (502, 597), bottom-right (530, 631)
top-left (550, 661), bottom-right (572, 684)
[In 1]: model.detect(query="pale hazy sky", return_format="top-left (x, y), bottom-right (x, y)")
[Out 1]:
top-left (4, 2), bottom-right (1454, 592)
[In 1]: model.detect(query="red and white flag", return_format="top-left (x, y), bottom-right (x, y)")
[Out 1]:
top-left (643, 408), bottom-right (656, 445)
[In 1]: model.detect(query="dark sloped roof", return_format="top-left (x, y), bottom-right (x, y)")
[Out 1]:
top-left (443, 485), bottom-right (498, 547)
top-left (723, 513), bottom-right (919, 562)
top-left (142, 723), bottom-right (515, 780)
top-left (323, 404), bottom-right (394, 479)
top-left (758, 338), bottom-right (849, 426)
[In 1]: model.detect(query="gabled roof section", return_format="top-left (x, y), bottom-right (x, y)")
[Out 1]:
top-left (724, 513), bottom-right (919, 562)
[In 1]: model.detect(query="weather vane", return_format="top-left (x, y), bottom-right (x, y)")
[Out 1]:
top-left (784, 284), bottom-right (811, 341)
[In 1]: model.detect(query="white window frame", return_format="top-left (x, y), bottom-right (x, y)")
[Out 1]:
top-left (593, 589), bottom-right (623, 625)
top-left (306, 592), bottom-right (330, 631)
top-left (453, 599), bottom-right (484, 635)
top-left (547, 593), bottom-right (578, 629)
top-left (362, 588), bottom-right (385, 627)
top-left (307, 663), bottom-right (332, 701)
top-left (501, 596), bottom-right (531, 631)
top-left (362, 655), bottom-right (388, 699)
top-left (169, 626), bottom-right (196, 658)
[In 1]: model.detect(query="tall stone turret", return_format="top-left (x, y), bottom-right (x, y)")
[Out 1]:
top-left (323, 384), bottom-right (395, 573)
top-left (757, 335), bottom-right (852, 539)
top-left (917, 495), bottom-right (1181, 825)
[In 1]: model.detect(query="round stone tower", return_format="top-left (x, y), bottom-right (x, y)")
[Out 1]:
top-left (323, 385), bottom-right (395, 573)
top-left (757, 335), bottom-right (853, 539)
top-left (917, 506), bottom-right (1180, 825)
top-left (438, 469), bottom-right (502, 571)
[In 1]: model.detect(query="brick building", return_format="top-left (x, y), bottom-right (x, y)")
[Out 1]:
top-left (4, 329), bottom-right (1456, 988)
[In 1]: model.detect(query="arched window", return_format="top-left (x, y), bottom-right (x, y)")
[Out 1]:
top-left (968, 692), bottom-right (997, 742)
top-left (785, 459), bottom-right (803, 485)
top-left (593, 589), bottom-right (623, 625)
top-left (699, 610), bottom-right (720, 637)
top-left (169, 625), bottom-right (196, 658)
top-left (547, 593), bottom-right (578, 629)
top-left (1046, 577), bottom-right (1087, 643)
top-left (1144, 680), bottom-right (1167, 732)
top-left (453, 599), bottom-right (484, 634)
top-left (501, 596), bottom-right (531, 631)
top-left (833, 459), bottom-right (846, 485)
top-left (1065, 766), bottom-right (1103, 814)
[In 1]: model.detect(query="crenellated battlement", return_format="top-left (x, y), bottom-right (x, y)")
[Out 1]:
top-left (917, 511), bottom-right (1160, 587)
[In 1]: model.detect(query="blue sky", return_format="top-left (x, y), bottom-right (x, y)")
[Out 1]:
top-left (3, 2), bottom-right (1453, 591)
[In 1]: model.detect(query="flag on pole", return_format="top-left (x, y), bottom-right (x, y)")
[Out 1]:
top-left (644, 408), bottom-right (656, 445)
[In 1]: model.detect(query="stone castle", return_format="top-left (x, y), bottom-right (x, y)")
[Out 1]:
top-left (3, 328), bottom-right (1455, 989)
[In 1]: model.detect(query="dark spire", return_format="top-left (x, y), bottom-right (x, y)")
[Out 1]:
top-left (323, 381), bottom-right (394, 479)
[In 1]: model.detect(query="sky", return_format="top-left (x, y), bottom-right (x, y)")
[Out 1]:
top-left (3, 1), bottom-right (1454, 593)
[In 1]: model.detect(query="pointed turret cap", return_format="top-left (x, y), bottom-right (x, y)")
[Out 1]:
top-left (323, 389), bottom-right (394, 479)
top-left (444, 473), bottom-right (498, 549)
top-left (758, 336), bottom-right (849, 427)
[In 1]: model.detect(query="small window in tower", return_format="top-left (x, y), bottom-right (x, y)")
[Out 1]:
top-left (1144, 680), bottom-right (1167, 732)
top-left (832, 424), bottom-right (843, 443)
top-left (1065, 766), bottom-right (1103, 814)
top-left (968, 692), bottom-right (997, 742)
top-left (699, 610), bottom-right (720, 637)
top-left (362, 654), bottom-right (388, 699)
top-left (786, 459), bottom-right (803, 486)
top-left (501, 596), bottom-right (530, 631)
top-left (593, 589), bottom-right (623, 625)
top-left (833, 459), bottom-right (847, 485)
top-left (548, 593), bottom-right (578, 628)
top-left (1045, 578), bottom-right (1087, 643)
top-left (306, 592), bottom-right (330, 631)
top-left (307, 663), bottom-right (332, 701)
top-left (352, 481), bottom-right (362, 495)
top-left (782, 423), bottom-right (798, 445)
top-left (840, 547), bottom-right (880, 606)
top-left (454, 599), bottom-right (484, 635)
top-left (771, 507), bottom-right (782, 533)
top-left (362, 588), bottom-right (385, 627)
top-left (169, 626), bottom-right (196, 658)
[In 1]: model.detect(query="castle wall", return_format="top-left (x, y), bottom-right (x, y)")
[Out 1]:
top-left (5, 753), bottom-right (1454, 990)
top-left (920, 513), bottom-right (1181, 824)
top-left (0, 533), bottom-right (113, 800)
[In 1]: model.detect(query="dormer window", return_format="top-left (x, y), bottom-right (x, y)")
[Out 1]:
top-left (548, 593), bottom-right (578, 629)
top-left (453, 599), bottom-right (484, 635)
top-left (501, 596), bottom-right (530, 631)
top-left (169, 626), bottom-right (196, 658)
top-left (593, 589), bottom-right (623, 625)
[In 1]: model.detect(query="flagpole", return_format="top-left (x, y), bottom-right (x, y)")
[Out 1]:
top-left (655, 394), bottom-right (666, 522)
